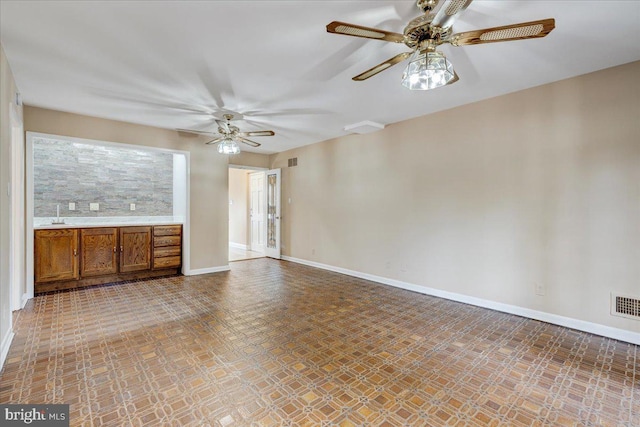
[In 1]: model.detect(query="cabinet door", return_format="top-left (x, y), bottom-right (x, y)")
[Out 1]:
top-left (35, 229), bottom-right (79, 282)
top-left (80, 228), bottom-right (118, 277)
top-left (119, 226), bottom-right (151, 273)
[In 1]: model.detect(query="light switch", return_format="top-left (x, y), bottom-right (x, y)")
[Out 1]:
top-left (130, 203), bottom-right (136, 211)
top-left (69, 202), bottom-right (76, 211)
top-left (89, 203), bottom-right (99, 211)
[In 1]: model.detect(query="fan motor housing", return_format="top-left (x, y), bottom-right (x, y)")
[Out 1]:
top-left (403, 14), bottom-right (450, 48)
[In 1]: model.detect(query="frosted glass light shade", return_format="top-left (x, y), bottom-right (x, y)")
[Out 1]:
top-left (401, 50), bottom-right (455, 90)
top-left (217, 139), bottom-right (240, 155)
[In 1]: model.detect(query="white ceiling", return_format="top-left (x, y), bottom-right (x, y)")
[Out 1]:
top-left (2, 1), bottom-right (639, 154)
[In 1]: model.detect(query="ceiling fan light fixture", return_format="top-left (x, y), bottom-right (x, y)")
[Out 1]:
top-left (401, 50), bottom-right (455, 90)
top-left (217, 138), bottom-right (240, 155)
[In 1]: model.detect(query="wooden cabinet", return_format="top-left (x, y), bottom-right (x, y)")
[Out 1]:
top-left (35, 224), bottom-right (182, 293)
top-left (120, 226), bottom-right (152, 273)
top-left (35, 229), bottom-right (79, 282)
top-left (80, 228), bottom-right (118, 277)
top-left (153, 225), bottom-right (182, 269)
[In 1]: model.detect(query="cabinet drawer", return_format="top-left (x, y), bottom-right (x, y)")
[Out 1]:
top-left (153, 256), bottom-right (181, 269)
top-left (154, 246), bottom-right (181, 258)
top-left (154, 225), bottom-right (182, 236)
top-left (154, 236), bottom-right (181, 247)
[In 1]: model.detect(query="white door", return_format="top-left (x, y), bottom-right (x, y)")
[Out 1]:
top-left (249, 172), bottom-right (265, 253)
top-left (265, 168), bottom-right (281, 259)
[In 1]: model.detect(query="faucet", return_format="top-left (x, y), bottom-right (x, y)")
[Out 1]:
top-left (52, 204), bottom-right (65, 225)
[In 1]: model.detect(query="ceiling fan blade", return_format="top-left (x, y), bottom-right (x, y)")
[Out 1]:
top-left (176, 128), bottom-right (216, 136)
top-left (196, 64), bottom-right (235, 110)
top-left (205, 137), bottom-right (225, 145)
top-left (353, 52), bottom-right (412, 81)
top-left (449, 18), bottom-right (555, 46)
top-left (238, 130), bottom-right (275, 137)
top-left (431, 0), bottom-right (474, 29)
top-left (91, 88), bottom-right (215, 116)
top-left (327, 21), bottom-right (405, 43)
top-left (237, 137), bottom-right (261, 148)
top-left (242, 108), bottom-right (330, 117)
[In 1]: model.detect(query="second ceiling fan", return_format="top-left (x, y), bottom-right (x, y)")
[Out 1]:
top-left (326, 0), bottom-right (555, 90)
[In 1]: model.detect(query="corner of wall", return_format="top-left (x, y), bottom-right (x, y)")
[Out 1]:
top-left (0, 41), bottom-right (23, 369)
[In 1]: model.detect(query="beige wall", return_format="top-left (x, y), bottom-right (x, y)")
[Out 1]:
top-left (230, 152), bottom-right (270, 170)
top-left (229, 168), bottom-right (251, 246)
top-left (23, 106), bottom-right (269, 271)
top-left (1, 43), bottom-right (24, 363)
top-left (271, 61), bottom-right (640, 334)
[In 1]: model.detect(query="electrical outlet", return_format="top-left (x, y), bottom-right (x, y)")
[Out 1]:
top-left (535, 282), bottom-right (545, 296)
top-left (69, 202), bottom-right (76, 211)
top-left (130, 203), bottom-right (136, 211)
top-left (89, 203), bottom-right (99, 211)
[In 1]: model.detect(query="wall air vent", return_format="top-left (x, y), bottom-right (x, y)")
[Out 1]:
top-left (288, 157), bottom-right (298, 167)
top-left (611, 293), bottom-right (640, 320)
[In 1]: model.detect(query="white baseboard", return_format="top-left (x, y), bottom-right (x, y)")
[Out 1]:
top-left (0, 329), bottom-right (15, 371)
top-left (229, 242), bottom-right (248, 250)
top-left (282, 256), bottom-right (640, 345)
top-left (184, 265), bottom-right (230, 276)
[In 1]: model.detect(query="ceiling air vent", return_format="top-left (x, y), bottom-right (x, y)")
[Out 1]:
top-left (343, 120), bottom-right (385, 135)
top-left (288, 157), bottom-right (298, 167)
top-left (611, 293), bottom-right (640, 320)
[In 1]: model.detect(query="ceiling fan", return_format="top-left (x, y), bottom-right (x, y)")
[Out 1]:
top-left (326, 0), bottom-right (555, 90)
top-left (178, 114), bottom-right (275, 154)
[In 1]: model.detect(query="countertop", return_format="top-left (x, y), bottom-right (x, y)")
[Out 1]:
top-left (34, 216), bottom-right (184, 230)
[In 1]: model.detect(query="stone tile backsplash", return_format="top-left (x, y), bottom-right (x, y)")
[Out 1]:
top-left (34, 137), bottom-right (173, 217)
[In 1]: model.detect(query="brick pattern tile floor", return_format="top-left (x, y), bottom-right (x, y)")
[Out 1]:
top-left (1, 258), bottom-right (638, 426)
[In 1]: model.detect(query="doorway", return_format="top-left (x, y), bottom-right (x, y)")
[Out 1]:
top-left (228, 167), bottom-right (266, 262)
